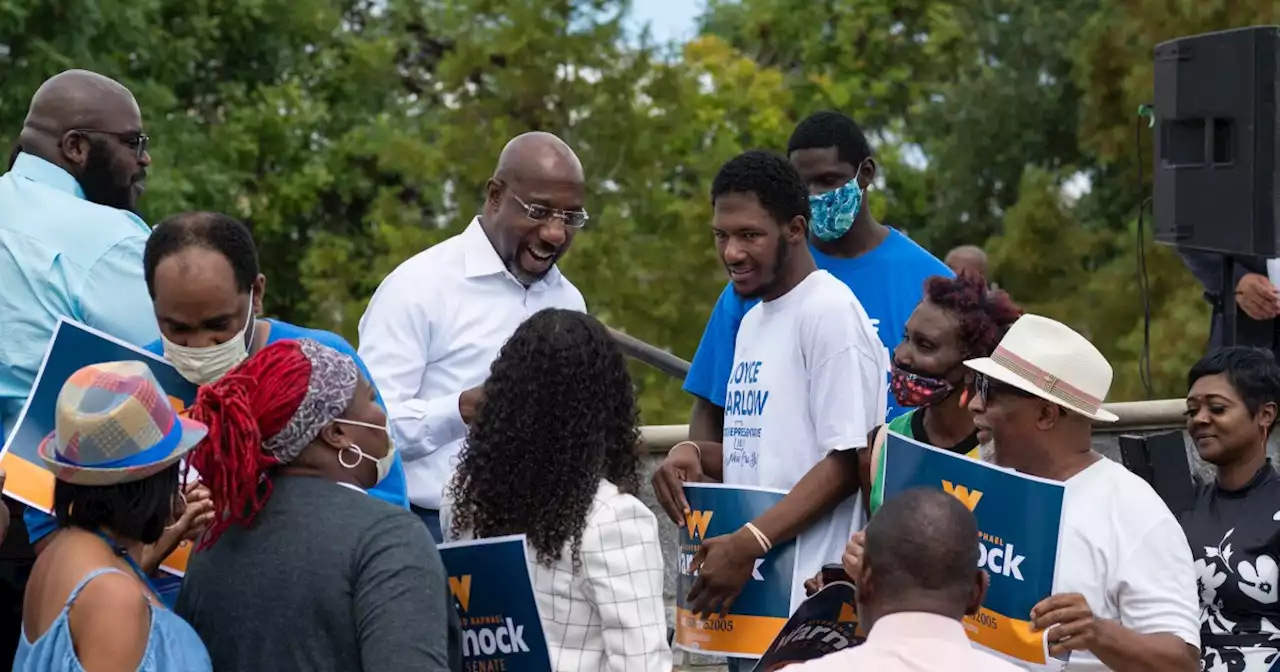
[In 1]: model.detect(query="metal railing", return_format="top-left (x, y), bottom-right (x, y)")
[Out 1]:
top-left (607, 327), bottom-right (691, 381)
top-left (606, 328), bottom-right (1190, 454)
top-left (637, 399), bottom-right (1189, 454)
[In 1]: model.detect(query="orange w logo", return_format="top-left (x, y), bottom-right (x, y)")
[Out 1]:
top-left (685, 510), bottom-right (714, 539)
top-left (448, 575), bottom-right (472, 612)
top-left (941, 481), bottom-right (984, 511)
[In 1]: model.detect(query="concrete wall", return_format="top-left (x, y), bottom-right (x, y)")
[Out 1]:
top-left (642, 424), bottom-right (1269, 669)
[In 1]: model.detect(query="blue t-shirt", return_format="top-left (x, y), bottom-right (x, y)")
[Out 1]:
top-left (683, 229), bottom-right (953, 423)
top-left (24, 318), bottom-right (411, 573)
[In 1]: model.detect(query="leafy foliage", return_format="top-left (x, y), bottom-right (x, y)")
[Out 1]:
top-left (0, 0), bottom-right (1265, 420)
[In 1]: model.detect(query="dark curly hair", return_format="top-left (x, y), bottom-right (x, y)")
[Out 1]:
top-left (711, 150), bottom-right (811, 226)
top-left (787, 110), bottom-right (874, 166)
top-left (448, 308), bottom-right (642, 571)
top-left (923, 270), bottom-right (1023, 359)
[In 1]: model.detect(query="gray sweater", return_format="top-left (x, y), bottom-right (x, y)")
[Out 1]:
top-left (175, 476), bottom-right (461, 671)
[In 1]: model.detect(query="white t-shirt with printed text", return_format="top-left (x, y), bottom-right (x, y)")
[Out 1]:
top-left (722, 269), bottom-right (888, 611)
top-left (1052, 457), bottom-right (1200, 671)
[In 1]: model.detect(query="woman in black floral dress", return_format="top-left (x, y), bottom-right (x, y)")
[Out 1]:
top-left (1182, 347), bottom-right (1280, 671)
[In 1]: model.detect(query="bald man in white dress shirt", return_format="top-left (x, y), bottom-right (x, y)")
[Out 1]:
top-left (357, 132), bottom-right (588, 542)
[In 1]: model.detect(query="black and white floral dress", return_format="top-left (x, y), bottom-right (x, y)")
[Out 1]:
top-left (1179, 463), bottom-right (1280, 671)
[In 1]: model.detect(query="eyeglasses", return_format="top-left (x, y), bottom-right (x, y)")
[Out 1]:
top-left (974, 372), bottom-right (1035, 404)
top-left (507, 191), bottom-right (589, 229)
top-left (69, 129), bottom-right (149, 161)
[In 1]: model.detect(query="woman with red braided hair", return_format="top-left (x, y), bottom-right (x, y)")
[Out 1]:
top-left (173, 338), bottom-right (461, 672)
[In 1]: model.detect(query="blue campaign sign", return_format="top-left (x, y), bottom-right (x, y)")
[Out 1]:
top-left (0, 318), bottom-right (199, 579)
top-left (675, 483), bottom-right (799, 659)
top-left (438, 535), bottom-right (552, 672)
top-left (1, 318), bottom-right (197, 510)
top-left (879, 431), bottom-right (1067, 669)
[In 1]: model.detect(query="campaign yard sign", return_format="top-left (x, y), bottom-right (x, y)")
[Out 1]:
top-left (438, 534), bottom-right (553, 672)
top-left (879, 431), bottom-right (1069, 671)
top-left (752, 581), bottom-right (865, 671)
top-left (675, 483), bottom-right (799, 659)
top-left (0, 318), bottom-right (198, 578)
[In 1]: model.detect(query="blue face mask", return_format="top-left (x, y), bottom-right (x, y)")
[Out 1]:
top-left (808, 171), bottom-right (866, 241)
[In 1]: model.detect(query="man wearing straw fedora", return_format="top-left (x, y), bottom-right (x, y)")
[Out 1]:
top-left (849, 314), bottom-right (1201, 671)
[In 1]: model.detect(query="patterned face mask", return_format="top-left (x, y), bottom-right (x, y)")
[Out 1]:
top-left (890, 366), bottom-right (957, 409)
top-left (807, 164), bottom-right (868, 241)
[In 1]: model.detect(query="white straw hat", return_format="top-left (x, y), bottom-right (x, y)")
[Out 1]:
top-left (964, 314), bottom-right (1119, 423)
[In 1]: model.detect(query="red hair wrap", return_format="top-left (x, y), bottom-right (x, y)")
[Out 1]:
top-left (187, 340), bottom-right (313, 548)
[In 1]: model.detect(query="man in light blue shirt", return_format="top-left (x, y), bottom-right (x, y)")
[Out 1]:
top-left (683, 111), bottom-right (953, 445)
top-left (0, 68), bottom-right (155, 668)
top-left (0, 70), bottom-right (157, 434)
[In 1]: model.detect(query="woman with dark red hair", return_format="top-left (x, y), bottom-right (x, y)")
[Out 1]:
top-left (173, 338), bottom-right (460, 672)
top-left (862, 271), bottom-right (1023, 513)
top-left (806, 272), bottom-right (1021, 596)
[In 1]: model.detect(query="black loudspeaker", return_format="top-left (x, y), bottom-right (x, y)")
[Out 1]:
top-left (1118, 431), bottom-right (1195, 516)
top-left (1153, 26), bottom-right (1280, 257)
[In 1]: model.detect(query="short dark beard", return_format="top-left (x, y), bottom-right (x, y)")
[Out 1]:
top-left (78, 139), bottom-right (136, 212)
top-left (738, 237), bottom-right (792, 299)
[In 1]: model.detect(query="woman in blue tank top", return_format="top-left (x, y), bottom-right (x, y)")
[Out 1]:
top-left (14, 360), bottom-right (211, 671)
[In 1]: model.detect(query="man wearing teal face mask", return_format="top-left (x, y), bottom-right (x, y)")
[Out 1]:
top-left (22, 212), bottom-right (410, 595)
top-left (683, 111), bottom-right (954, 446)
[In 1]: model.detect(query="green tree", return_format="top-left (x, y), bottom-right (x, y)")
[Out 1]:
top-left (2, 0), bottom-right (1268, 422)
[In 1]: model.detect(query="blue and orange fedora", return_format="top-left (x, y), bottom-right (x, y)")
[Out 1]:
top-left (37, 361), bottom-right (207, 486)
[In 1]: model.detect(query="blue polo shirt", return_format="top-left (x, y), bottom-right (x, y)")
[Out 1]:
top-left (24, 318), bottom-right (411, 550)
top-left (684, 229), bottom-right (953, 423)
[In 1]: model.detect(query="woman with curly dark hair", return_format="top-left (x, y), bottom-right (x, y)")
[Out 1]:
top-left (444, 308), bottom-right (672, 671)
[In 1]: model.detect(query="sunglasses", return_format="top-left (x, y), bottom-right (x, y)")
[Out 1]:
top-left (974, 372), bottom-right (1036, 404)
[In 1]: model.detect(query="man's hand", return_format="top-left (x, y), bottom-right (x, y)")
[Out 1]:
top-left (804, 571), bottom-right (824, 597)
top-left (842, 530), bottom-right (865, 583)
top-left (0, 469), bottom-right (8, 546)
top-left (1031, 592), bottom-right (1098, 656)
top-left (651, 442), bottom-right (705, 525)
top-left (687, 528), bottom-right (762, 618)
top-left (459, 385), bottom-right (485, 425)
top-left (142, 481), bottom-right (216, 574)
top-left (1236, 273), bottom-right (1280, 321)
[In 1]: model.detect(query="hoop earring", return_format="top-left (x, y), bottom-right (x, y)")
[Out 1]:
top-left (338, 446), bottom-right (362, 469)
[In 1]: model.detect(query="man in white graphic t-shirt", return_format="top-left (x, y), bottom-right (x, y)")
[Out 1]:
top-left (653, 150), bottom-right (888, 625)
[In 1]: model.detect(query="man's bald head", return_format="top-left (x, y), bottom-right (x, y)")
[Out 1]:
top-left (493, 131), bottom-right (584, 185)
top-left (861, 487), bottom-right (983, 617)
top-left (945, 245), bottom-right (988, 279)
top-left (16, 70), bottom-right (149, 211)
top-left (21, 70), bottom-right (139, 143)
top-left (482, 132), bottom-right (586, 286)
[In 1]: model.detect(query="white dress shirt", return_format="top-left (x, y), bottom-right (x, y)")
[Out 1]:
top-left (444, 480), bottom-right (673, 672)
top-left (788, 612), bottom-right (1024, 671)
top-left (357, 218), bottom-right (586, 509)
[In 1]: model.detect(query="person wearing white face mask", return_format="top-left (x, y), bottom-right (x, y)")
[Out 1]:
top-left (23, 212), bottom-right (410, 581)
top-left (174, 338), bottom-right (461, 672)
